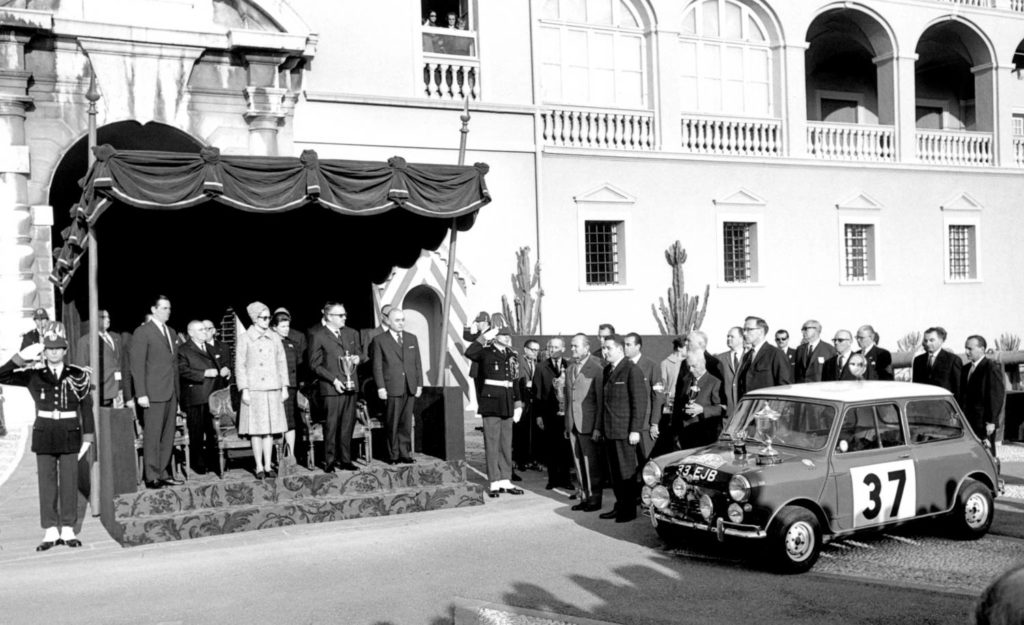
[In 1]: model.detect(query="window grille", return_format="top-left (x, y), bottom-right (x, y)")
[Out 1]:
top-left (584, 221), bottom-right (622, 285)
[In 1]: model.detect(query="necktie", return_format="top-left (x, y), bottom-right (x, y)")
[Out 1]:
top-left (928, 353), bottom-right (936, 369)
top-left (397, 332), bottom-right (404, 346)
top-left (732, 353), bottom-right (739, 373)
top-left (162, 323), bottom-right (173, 351)
top-left (968, 362), bottom-right (977, 379)
top-left (101, 332), bottom-right (114, 351)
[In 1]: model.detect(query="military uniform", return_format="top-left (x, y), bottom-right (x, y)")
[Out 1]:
top-left (0, 345), bottom-right (94, 548)
top-left (465, 334), bottom-right (522, 493)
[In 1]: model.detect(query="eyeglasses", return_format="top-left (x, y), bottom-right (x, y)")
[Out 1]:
top-left (257, 315), bottom-right (271, 320)
top-left (328, 313), bottom-right (347, 317)
top-left (832, 338), bottom-right (850, 343)
top-left (856, 335), bottom-right (871, 340)
top-left (775, 337), bottom-right (788, 343)
top-left (741, 327), bottom-right (759, 333)
top-left (801, 326), bottom-right (818, 332)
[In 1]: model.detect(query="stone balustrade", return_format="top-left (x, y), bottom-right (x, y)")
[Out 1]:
top-left (916, 130), bottom-right (993, 167)
top-left (541, 106), bottom-right (655, 151)
top-left (1015, 137), bottom-right (1024, 167)
top-left (807, 122), bottom-right (896, 162)
top-left (680, 114), bottom-right (781, 157)
top-left (422, 54), bottom-right (479, 100)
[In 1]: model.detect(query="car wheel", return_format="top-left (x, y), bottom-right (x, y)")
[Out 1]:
top-left (768, 505), bottom-right (821, 574)
top-left (949, 479), bottom-right (993, 540)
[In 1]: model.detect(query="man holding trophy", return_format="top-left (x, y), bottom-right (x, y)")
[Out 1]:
top-left (309, 302), bottom-right (363, 472)
top-left (671, 352), bottom-right (727, 450)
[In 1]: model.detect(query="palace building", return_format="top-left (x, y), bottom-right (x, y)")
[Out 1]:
top-left (2, 0), bottom-right (1024, 368)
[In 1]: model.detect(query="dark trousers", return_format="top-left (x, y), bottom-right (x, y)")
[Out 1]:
top-left (650, 412), bottom-right (680, 458)
top-left (184, 403), bottom-right (218, 474)
top-left (142, 399), bottom-right (176, 482)
top-left (570, 426), bottom-right (603, 502)
top-left (384, 393), bottom-right (415, 461)
top-left (37, 453), bottom-right (77, 529)
top-left (482, 415), bottom-right (513, 483)
top-left (605, 438), bottom-right (638, 518)
top-left (323, 393), bottom-right (357, 466)
top-left (512, 402), bottom-right (540, 468)
top-left (541, 409), bottom-right (572, 486)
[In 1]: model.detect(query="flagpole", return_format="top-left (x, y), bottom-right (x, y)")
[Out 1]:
top-left (436, 96), bottom-right (470, 386)
top-left (86, 68), bottom-right (101, 513)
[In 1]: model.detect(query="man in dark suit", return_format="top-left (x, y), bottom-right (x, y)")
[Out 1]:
top-left (591, 323), bottom-right (615, 361)
top-left (371, 308), bottom-right (423, 464)
top-left (822, 329), bottom-right (859, 382)
top-left (309, 301), bottom-right (363, 472)
top-left (74, 309), bottom-right (127, 408)
top-left (624, 333), bottom-right (662, 465)
top-left (19, 307), bottom-right (50, 350)
top-left (177, 320), bottom-right (226, 475)
top-left (794, 319), bottom-right (836, 383)
top-left (513, 339), bottom-right (541, 474)
top-left (565, 333), bottom-right (604, 511)
top-left (593, 334), bottom-right (646, 523)
top-left (958, 335), bottom-right (1005, 456)
top-left (775, 329), bottom-right (798, 372)
top-left (716, 326), bottom-right (745, 415)
top-left (463, 311), bottom-right (490, 415)
top-left (856, 324), bottom-right (893, 381)
top-left (672, 352), bottom-right (726, 449)
top-left (129, 295), bottom-right (181, 489)
top-left (202, 319), bottom-right (233, 391)
top-left (737, 316), bottom-right (793, 399)
top-left (912, 326), bottom-right (961, 395)
top-left (534, 337), bottom-right (572, 490)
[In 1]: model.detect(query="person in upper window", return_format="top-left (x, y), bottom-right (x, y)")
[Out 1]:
top-left (423, 10), bottom-right (437, 26)
top-left (445, 11), bottom-right (458, 28)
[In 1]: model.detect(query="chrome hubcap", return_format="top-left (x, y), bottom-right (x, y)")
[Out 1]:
top-left (785, 521), bottom-right (815, 562)
top-left (964, 493), bottom-right (989, 529)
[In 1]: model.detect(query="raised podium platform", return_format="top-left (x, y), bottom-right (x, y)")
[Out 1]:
top-left (110, 456), bottom-right (484, 547)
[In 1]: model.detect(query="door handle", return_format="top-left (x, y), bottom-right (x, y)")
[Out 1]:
top-left (899, 453), bottom-right (911, 459)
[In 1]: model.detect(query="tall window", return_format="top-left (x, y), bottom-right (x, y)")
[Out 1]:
top-left (843, 224), bottom-right (875, 282)
top-left (1013, 113), bottom-right (1024, 136)
top-left (948, 224), bottom-right (976, 281)
top-left (679, 0), bottom-right (772, 116)
top-left (723, 221), bottom-right (757, 283)
top-left (584, 220), bottom-right (624, 285)
top-left (539, 0), bottom-right (646, 108)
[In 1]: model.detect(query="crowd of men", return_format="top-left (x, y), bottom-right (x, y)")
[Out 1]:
top-left (464, 313), bottom-right (1007, 523)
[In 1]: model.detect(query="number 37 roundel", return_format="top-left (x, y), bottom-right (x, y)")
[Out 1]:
top-left (849, 460), bottom-right (916, 528)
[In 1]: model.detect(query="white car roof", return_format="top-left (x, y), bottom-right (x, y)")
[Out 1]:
top-left (745, 381), bottom-right (954, 402)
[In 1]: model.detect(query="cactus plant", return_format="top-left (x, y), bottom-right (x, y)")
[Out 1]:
top-left (897, 331), bottom-right (921, 354)
top-left (996, 333), bottom-right (1021, 352)
top-left (651, 241), bottom-right (709, 336)
top-left (499, 247), bottom-right (543, 335)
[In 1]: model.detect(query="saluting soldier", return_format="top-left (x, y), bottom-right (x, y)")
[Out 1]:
top-left (0, 333), bottom-right (94, 551)
top-left (464, 326), bottom-right (523, 498)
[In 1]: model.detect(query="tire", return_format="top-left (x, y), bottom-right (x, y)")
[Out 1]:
top-left (949, 478), bottom-right (993, 540)
top-left (767, 505), bottom-right (821, 574)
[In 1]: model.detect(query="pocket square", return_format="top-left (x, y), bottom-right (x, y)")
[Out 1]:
top-left (614, 381), bottom-right (625, 385)
top-left (817, 357), bottom-right (825, 364)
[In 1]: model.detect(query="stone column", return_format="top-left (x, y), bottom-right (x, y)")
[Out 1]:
top-left (781, 42), bottom-right (808, 158)
top-left (0, 29), bottom-right (37, 358)
top-left (973, 63), bottom-right (1015, 168)
top-left (652, 27), bottom-right (681, 151)
top-left (892, 54), bottom-right (919, 164)
top-left (242, 52), bottom-right (288, 156)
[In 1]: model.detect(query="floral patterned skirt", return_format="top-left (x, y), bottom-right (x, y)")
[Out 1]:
top-left (238, 389), bottom-right (287, 436)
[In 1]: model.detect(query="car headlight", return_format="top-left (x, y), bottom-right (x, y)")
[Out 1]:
top-left (640, 485), bottom-right (652, 507)
top-left (651, 485), bottom-right (671, 510)
top-left (698, 493), bottom-right (714, 521)
top-left (642, 461), bottom-right (663, 487)
top-left (729, 474), bottom-right (751, 503)
top-left (672, 476), bottom-right (689, 498)
top-left (727, 503), bottom-right (744, 523)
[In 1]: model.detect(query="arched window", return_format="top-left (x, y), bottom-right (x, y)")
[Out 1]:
top-left (539, 0), bottom-right (647, 109)
top-left (679, 0), bottom-right (772, 116)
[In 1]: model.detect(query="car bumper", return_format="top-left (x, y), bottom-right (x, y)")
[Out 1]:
top-left (648, 506), bottom-right (767, 540)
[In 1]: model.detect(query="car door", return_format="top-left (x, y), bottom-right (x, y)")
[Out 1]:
top-left (828, 403), bottom-right (915, 532)
top-left (906, 397), bottom-right (972, 515)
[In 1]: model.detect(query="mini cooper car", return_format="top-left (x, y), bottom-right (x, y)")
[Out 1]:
top-left (641, 381), bottom-right (1001, 573)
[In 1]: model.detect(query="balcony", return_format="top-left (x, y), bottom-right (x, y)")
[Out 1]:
top-left (680, 114), bottom-right (781, 158)
top-left (1014, 137), bottom-right (1024, 167)
top-left (935, 0), bottom-right (994, 6)
top-left (421, 28), bottom-right (479, 100)
top-left (916, 130), bottom-right (993, 167)
top-left (541, 106), bottom-right (655, 151)
top-left (807, 122), bottom-right (895, 162)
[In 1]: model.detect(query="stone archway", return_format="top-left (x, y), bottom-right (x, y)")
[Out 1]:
top-left (403, 285), bottom-right (444, 386)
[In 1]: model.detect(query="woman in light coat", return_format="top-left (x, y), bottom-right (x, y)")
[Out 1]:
top-left (236, 301), bottom-right (289, 479)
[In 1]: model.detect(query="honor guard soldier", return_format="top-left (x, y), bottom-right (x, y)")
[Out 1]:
top-left (464, 326), bottom-right (523, 497)
top-left (0, 333), bottom-right (94, 551)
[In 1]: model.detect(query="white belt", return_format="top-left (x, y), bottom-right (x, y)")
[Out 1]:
top-left (484, 379), bottom-right (514, 388)
top-left (38, 410), bottom-right (77, 420)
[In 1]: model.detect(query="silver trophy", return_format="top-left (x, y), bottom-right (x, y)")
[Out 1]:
top-left (339, 351), bottom-right (357, 392)
top-left (754, 405), bottom-right (781, 465)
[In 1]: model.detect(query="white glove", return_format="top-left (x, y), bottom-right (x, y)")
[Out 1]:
top-left (512, 406), bottom-right (522, 423)
top-left (17, 343), bottom-right (44, 361)
top-left (78, 441), bottom-right (92, 461)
